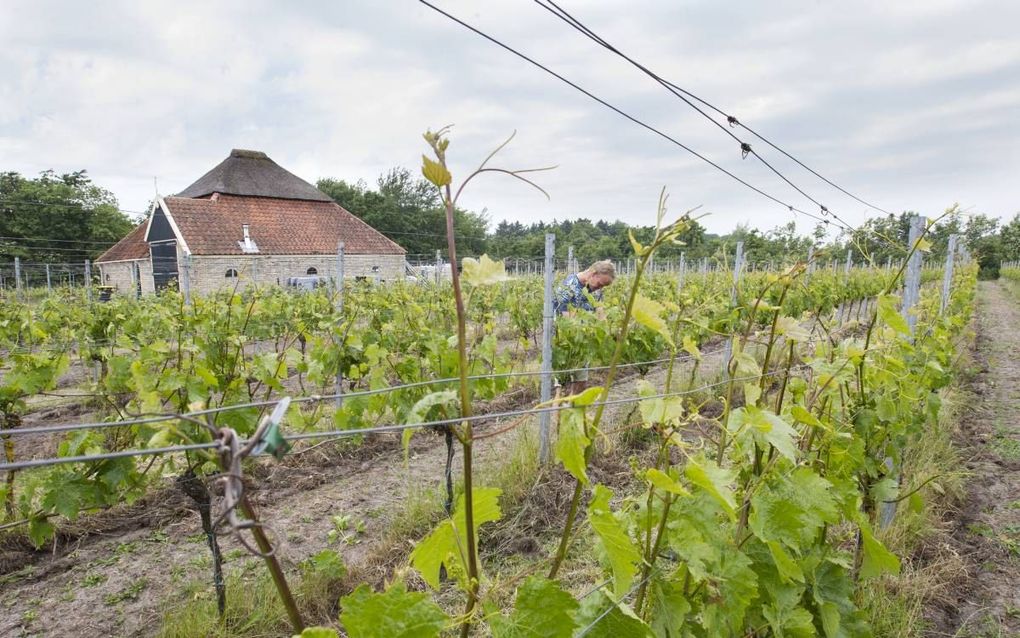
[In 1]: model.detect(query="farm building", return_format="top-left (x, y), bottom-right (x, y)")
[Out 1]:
top-left (96, 149), bottom-right (406, 296)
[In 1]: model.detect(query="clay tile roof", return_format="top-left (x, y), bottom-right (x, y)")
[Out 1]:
top-left (176, 149), bottom-right (333, 202)
top-left (95, 221), bottom-right (150, 262)
top-left (164, 195), bottom-right (406, 256)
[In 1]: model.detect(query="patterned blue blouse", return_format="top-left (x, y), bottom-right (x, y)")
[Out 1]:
top-left (553, 273), bottom-right (603, 314)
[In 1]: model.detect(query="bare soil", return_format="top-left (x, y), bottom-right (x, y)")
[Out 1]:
top-left (925, 281), bottom-right (1020, 637)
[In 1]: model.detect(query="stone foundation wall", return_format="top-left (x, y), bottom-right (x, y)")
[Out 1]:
top-left (186, 254), bottom-right (405, 296)
top-left (97, 259), bottom-right (155, 296)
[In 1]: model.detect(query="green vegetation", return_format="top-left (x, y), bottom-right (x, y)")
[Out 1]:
top-left (0, 169), bottom-right (137, 262)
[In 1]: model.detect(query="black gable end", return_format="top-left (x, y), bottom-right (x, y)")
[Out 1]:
top-left (147, 204), bottom-right (175, 242)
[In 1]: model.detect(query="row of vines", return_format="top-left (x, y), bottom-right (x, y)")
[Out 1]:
top-left (0, 131), bottom-right (969, 636)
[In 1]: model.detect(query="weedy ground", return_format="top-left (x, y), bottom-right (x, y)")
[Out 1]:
top-left (909, 280), bottom-right (1020, 638)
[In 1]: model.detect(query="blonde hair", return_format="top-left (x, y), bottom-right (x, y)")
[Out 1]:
top-left (585, 260), bottom-right (616, 278)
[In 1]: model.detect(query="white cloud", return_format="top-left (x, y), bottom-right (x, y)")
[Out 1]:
top-left (1, 0), bottom-right (1018, 235)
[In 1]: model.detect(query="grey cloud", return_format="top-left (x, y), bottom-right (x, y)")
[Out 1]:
top-left (1, 0), bottom-right (1017, 236)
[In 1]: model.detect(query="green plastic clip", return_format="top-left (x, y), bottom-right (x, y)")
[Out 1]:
top-left (254, 397), bottom-right (292, 460)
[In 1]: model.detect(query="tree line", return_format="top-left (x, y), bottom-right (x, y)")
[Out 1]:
top-left (3, 166), bottom-right (1017, 279)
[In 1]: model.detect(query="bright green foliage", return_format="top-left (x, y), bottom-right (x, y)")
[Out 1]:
top-left (730, 406), bottom-right (800, 461)
top-left (420, 155), bottom-right (452, 188)
top-left (575, 590), bottom-right (652, 638)
top-left (647, 577), bottom-right (690, 638)
top-left (684, 455), bottom-right (737, 518)
top-left (462, 254), bottom-right (509, 286)
top-left (631, 294), bottom-right (674, 348)
top-left (402, 390), bottom-right (459, 458)
top-left (555, 407), bottom-right (590, 484)
top-left (489, 577), bottom-right (578, 638)
top-left (644, 468), bottom-right (688, 496)
top-left (410, 487), bottom-right (502, 589)
top-left (636, 380), bottom-right (683, 426)
top-left (858, 524), bottom-right (900, 580)
top-left (877, 294), bottom-right (909, 335)
top-left (293, 628), bottom-right (338, 638)
top-left (339, 582), bottom-right (449, 638)
top-left (588, 485), bottom-right (642, 598)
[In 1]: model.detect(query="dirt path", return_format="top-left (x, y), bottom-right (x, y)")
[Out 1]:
top-left (930, 280), bottom-right (1020, 637)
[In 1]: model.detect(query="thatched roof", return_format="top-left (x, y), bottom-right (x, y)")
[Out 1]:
top-left (176, 149), bottom-right (333, 202)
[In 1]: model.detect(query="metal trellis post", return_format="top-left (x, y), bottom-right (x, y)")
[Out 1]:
top-left (84, 259), bottom-right (92, 303)
top-left (46, 263), bottom-right (52, 294)
top-left (336, 241), bottom-right (346, 409)
top-left (539, 233), bottom-right (556, 463)
top-left (880, 214), bottom-right (925, 529)
top-left (722, 242), bottom-right (744, 378)
top-left (181, 254), bottom-right (192, 306)
top-left (14, 257), bottom-right (23, 300)
top-left (940, 234), bottom-right (959, 315)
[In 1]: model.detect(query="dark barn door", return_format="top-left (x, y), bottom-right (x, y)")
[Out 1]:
top-left (150, 241), bottom-right (179, 291)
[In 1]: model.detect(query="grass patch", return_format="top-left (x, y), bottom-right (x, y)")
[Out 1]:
top-left (991, 421), bottom-right (1020, 460)
top-left (157, 570), bottom-right (292, 638)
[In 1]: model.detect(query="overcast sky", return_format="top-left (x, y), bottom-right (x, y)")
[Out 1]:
top-left (2, 0), bottom-right (1018, 237)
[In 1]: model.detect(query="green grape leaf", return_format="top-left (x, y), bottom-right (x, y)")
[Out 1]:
top-left (790, 405), bottom-right (822, 428)
top-left (766, 540), bottom-right (805, 583)
top-left (421, 155), bottom-right (451, 187)
top-left (489, 576), bottom-right (578, 638)
top-left (685, 455), bottom-right (737, 519)
top-left (628, 230), bottom-right (646, 257)
top-left (775, 315), bottom-right (811, 342)
top-left (647, 577), bottom-right (690, 638)
top-left (859, 524), bottom-right (900, 580)
top-left (747, 406), bottom-right (799, 461)
top-left (293, 629), bottom-right (338, 638)
top-left (556, 408), bottom-right (590, 484)
top-left (28, 516), bottom-right (55, 548)
top-left (632, 295), bottom-right (674, 348)
top-left (403, 391), bottom-right (458, 460)
top-left (744, 382), bottom-right (762, 407)
top-left (340, 582), bottom-right (448, 638)
top-left (877, 294), bottom-right (910, 336)
top-left (681, 335), bottom-right (701, 359)
top-left (644, 468), bottom-right (689, 496)
top-left (567, 385), bottom-right (605, 407)
top-left (462, 255), bottom-right (509, 287)
top-left (588, 484), bottom-right (642, 598)
top-left (410, 487), bottom-right (502, 589)
top-left (763, 602), bottom-right (816, 638)
top-left (575, 590), bottom-right (653, 638)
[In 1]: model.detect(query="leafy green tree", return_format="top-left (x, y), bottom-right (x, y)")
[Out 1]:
top-left (317, 167), bottom-right (488, 258)
top-left (0, 170), bottom-right (135, 262)
top-left (999, 214), bottom-right (1020, 262)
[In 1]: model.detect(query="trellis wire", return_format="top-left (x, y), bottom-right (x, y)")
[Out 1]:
top-left (0, 365), bottom-right (811, 472)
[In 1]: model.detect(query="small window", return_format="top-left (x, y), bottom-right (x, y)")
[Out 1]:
top-left (225, 269), bottom-right (238, 278)
top-left (306, 267), bottom-right (318, 275)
